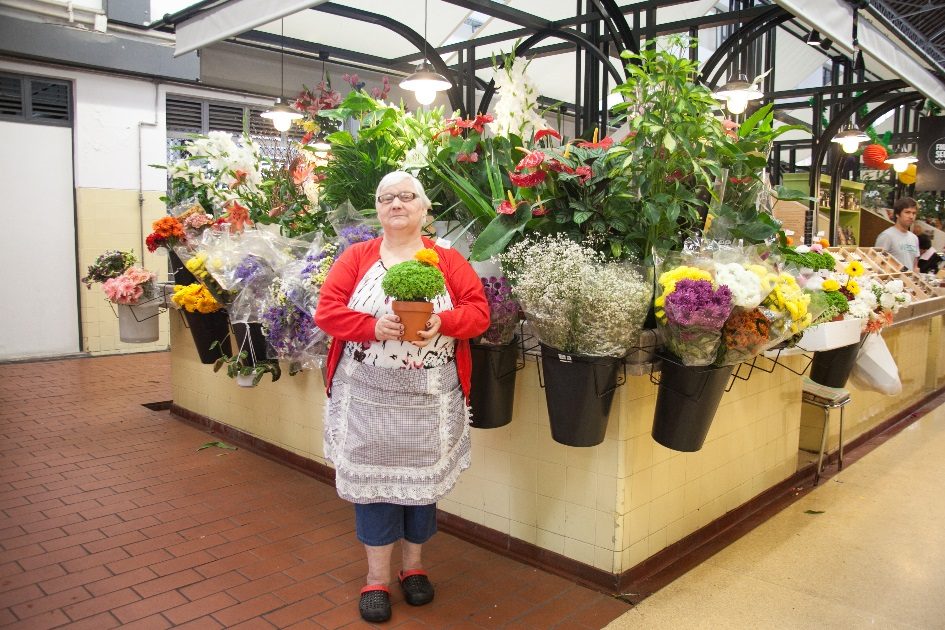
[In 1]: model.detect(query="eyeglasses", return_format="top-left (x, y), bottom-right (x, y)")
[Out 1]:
top-left (377, 191), bottom-right (418, 204)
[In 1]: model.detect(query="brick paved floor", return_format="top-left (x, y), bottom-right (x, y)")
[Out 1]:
top-left (0, 353), bottom-right (630, 629)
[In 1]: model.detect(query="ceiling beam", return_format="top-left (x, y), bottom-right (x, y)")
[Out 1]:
top-left (439, 0), bottom-right (552, 30)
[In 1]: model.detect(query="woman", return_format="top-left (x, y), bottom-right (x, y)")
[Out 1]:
top-left (315, 171), bottom-right (489, 623)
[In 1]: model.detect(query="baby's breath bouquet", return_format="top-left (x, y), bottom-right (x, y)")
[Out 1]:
top-left (498, 235), bottom-right (650, 356)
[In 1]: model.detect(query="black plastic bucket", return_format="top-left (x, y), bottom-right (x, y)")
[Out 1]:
top-left (809, 342), bottom-right (861, 388)
top-left (652, 353), bottom-right (734, 452)
top-left (183, 310), bottom-right (231, 364)
top-left (470, 337), bottom-right (520, 429)
top-left (168, 251), bottom-right (198, 286)
top-left (232, 322), bottom-right (269, 366)
top-left (540, 344), bottom-right (621, 447)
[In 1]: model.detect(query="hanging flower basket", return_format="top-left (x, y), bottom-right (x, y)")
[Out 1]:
top-left (469, 336), bottom-right (522, 429)
top-left (117, 302), bottom-right (160, 343)
top-left (182, 310), bottom-right (231, 364)
top-left (231, 322), bottom-right (269, 366)
top-left (809, 336), bottom-right (867, 388)
top-left (538, 344), bottom-right (623, 447)
top-left (651, 352), bottom-right (735, 452)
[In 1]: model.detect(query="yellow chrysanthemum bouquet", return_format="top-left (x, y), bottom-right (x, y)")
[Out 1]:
top-left (171, 283), bottom-right (222, 314)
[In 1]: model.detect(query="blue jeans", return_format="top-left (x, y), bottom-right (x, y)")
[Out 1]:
top-left (354, 503), bottom-right (437, 546)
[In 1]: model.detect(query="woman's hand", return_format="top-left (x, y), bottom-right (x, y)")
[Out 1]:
top-left (411, 313), bottom-right (441, 348)
top-left (375, 314), bottom-right (404, 341)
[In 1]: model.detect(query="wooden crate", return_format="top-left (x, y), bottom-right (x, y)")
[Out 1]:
top-left (772, 199), bottom-right (807, 242)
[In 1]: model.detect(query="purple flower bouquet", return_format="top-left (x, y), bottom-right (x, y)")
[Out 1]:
top-left (663, 279), bottom-right (734, 366)
top-left (478, 276), bottom-right (520, 345)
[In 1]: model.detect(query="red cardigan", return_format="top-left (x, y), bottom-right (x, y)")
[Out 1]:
top-left (315, 237), bottom-right (490, 399)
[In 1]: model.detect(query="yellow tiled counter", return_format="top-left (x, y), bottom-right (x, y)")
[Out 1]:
top-left (170, 314), bottom-right (820, 578)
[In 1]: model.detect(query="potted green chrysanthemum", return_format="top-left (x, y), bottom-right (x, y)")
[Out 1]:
top-left (381, 248), bottom-right (446, 341)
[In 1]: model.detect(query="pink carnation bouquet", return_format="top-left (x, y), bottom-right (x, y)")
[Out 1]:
top-left (102, 267), bottom-right (156, 305)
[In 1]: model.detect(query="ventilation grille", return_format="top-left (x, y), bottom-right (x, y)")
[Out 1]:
top-left (166, 97), bottom-right (203, 133)
top-left (0, 73), bottom-right (71, 125)
top-left (208, 103), bottom-right (245, 134)
top-left (0, 76), bottom-right (22, 117)
top-left (30, 81), bottom-right (69, 121)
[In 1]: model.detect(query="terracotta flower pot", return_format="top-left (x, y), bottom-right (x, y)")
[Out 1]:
top-left (391, 301), bottom-right (434, 341)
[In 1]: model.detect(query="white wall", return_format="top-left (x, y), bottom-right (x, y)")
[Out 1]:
top-left (0, 121), bottom-right (80, 359)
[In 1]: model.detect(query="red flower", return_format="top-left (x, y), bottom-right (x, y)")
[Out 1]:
top-left (664, 169), bottom-right (686, 183)
top-left (547, 160), bottom-right (575, 174)
top-left (497, 200), bottom-right (517, 215)
top-left (576, 136), bottom-right (613, 150)
top-left (509, 170), bottom-right (547, 187)
top-left (515, 150), bottom-right (546, 171)
top-left (145, 233), bottom-right (163, 253)
top-left (728, 176), bottom-right (753, 185)
top-left (222, 200), bottom-right (253, 232)
top-left (574, 166), bottom-right (592, 183)
top-left (301, 131), bottom-right (314, 145)
top-left (531, 204), bottom-right (549, 217)
top-left (457, 152), bottom-right (479, 163)
top-left (534, 128), bottom-right (562, 142)
top-left (472, 113), bottom-right (493, 133)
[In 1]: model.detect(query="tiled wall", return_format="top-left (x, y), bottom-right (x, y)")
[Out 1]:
top-left (76, 188), bottom-right (170, 354)
top-left (170, 315), bottom-right (811, 576)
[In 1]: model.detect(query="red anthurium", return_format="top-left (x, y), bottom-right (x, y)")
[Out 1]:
top-left (576, 136), bottom-right (613, 150)
top-left (457, 152), bottom-right (479, 163)
top-left (547, 159), bottom-right (575, 174)
top-left (509, 170), bottom-right (547, 187)
top-left (515, 150), bottom-right (546, 171)
top-left (574, 166), bottom-right (592, 183)
top-left (472, 113), bottom-right (494, 132)
top-left (497, 199), bottom-right (517, 215)
top-left (534, 128), bottom-right (562, 142)
top-left (531, 204), bottom-right (549, 217)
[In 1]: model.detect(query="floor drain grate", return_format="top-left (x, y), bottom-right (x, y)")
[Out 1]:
top-left (142, 400), bottom-right (173, 411)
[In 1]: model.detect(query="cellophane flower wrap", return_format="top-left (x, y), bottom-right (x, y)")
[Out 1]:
top-left (478, 275), bottom-right (520, 345)
top-left (259, 276), bottom-right (328, 373)
top-left (498, 235), bottom-right (650, 356)
top-left (655, 259), bottom-right (733, 366)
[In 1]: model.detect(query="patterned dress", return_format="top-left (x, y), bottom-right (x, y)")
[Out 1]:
top-left (324, 261), bottom-right (471, 505)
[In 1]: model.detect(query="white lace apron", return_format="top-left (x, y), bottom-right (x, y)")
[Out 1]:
top-left (324, 355), bottom-right (471, 505)
top-left (323, 260), bottom-right (470, 505)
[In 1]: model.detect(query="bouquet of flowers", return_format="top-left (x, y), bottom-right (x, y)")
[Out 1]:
top-left (655, 265), bottom-right (734, 365)
top-left (81, 250), bottom-right (137, 288)
top-left (259, 277), bottom-right (328, 373)
top-left (146, 216), bottom-right (187, 253)
top-left (171, 283), bottom-right (221, 313)
top-left (477, 275), bottom-right (520, 345)
top-left (102, 267), bottom-right (157, 305)
top-left (499, 235), bottom-right (650, 356)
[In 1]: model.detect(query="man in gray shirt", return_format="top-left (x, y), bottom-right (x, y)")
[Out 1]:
top-left (875, 197), bottom-right (919, 271)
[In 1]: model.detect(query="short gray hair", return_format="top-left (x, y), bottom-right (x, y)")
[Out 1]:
top-left (375, 171), bottom-right (431, 210)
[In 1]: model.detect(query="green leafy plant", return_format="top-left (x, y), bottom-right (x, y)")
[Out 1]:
top-left (609, 37), bottom-right (726, 264)
top-left (210, 341), bottom-right (282, 386)
top-left (381, 252), bottom-right (446, 302)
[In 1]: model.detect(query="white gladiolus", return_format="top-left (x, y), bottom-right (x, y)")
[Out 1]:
top-left (488, 56), bottom-right (549, 139)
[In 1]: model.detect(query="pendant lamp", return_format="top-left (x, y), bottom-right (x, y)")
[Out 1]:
top-left (399, 0), bottom-right (451, 105)
top-left (261, 18), bottom-right (303, 133)
top-left (712, 73), bottom-right (763, 115)
top-left (884, 152), bottom-right (918, 173)
top-left (831, 125), bottom-right (870, 154)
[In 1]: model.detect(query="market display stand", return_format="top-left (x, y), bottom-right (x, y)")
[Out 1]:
top-left (781, 173), bottom-right (864, 245)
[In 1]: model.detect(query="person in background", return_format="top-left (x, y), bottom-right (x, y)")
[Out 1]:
top-left (875, 197), bottom-right (920, 271)
top-left (917, 233), bottom-right (943, 274)
top-left (315, 171), bottom-right (489, 623)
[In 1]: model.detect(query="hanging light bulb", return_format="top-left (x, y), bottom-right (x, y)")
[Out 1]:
top-left (399, 0), bottom-right (451, 105)
top-left (261, 97), bottom-right (301, 132)
top-left (884, 152), bottom-right (918, 173)
top-left (712, 73), bottom-right (763, 115)
top-left (831, 125), bottom-right (870, 154)
top-left (262, 18), bottom-right (303, 133)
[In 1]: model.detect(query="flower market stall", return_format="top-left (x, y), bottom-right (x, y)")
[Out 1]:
top-left (159, 40), bottom-right (945, 591)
